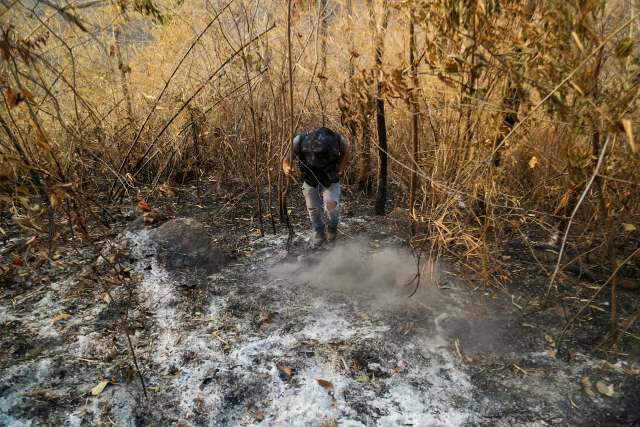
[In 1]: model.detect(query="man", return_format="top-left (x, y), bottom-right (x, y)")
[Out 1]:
top-left (282, 127), bottom-right (350, 248)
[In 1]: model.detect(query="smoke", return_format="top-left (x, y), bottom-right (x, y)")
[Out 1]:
top-left (270, 239), bottom-right (440, 304)
top-left (270, 239), bottom-right (517, 354)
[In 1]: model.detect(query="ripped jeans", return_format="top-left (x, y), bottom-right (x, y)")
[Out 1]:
top-left (302, 181), bottom-right (341, 236)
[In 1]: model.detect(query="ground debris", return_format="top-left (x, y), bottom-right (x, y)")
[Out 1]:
top-left (1, 213), bottom-right (637, 426)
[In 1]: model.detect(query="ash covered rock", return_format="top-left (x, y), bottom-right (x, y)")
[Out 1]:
top-left (146, 217), bottom-right (226, 276)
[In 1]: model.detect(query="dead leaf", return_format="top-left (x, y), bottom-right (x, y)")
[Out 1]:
top-left (571, 31), bottom-right (585, 52)
top-left (528, 156), bottom-right (539, 169)
top-left (11, 256), bottom-right (23, 267)
top-left (21, 89), bottom-right (33, 100)
top-left (52, 312), bottom-right (71, 323)
top-left (622, 119), bottom-right (636, 153)
top-left (158, 183), bottom-right (176, 196)
top-left (557, 191), bottom-right (571, 210)
top-left (316, 379), bottom-right (334, 391)
top-left (581, 376), bottom-right (595, 398)
top-left (137, 199), bottom-right (151, 212)
top-left (4, 88), bottom-right (19, 108)
top-left (355, 374), bottom-right (369, 383)
top-left (255, 411), bottom-right (265, 421)
top-left (50, 192), bottom-right (60, 209)
top-left (595, 381), bottom-right (614, 397)
top-left (277, 365), bottom-right (293, 379)
top-left (622, 223), bottom-right (636, 233)
top-left (620, 278), bottom-right (639, 290)
top-left (91, 379), bottom-right (110, 396)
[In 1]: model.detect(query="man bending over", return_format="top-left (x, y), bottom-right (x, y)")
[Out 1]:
top-left (282, 127), bottom-right (350, 249)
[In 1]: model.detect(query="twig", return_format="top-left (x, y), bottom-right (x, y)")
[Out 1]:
top-left (407, 250), bottom-right (422, 297)
top-left (557, 246), bottom-right (640, 347)
top-left (284, 0), bottom-right (295, 248)
top-left (545, 135), bottom-right (611, 298)
top-left (124, 24), bottom-right (276, 187)
top-left (109, 0), bottom-right (235, 199)
top-left (125, 328), bottom-right (148, 398)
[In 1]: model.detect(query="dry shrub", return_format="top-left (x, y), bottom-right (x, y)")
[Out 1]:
top-left (1, 0), bottom-right (639, 312)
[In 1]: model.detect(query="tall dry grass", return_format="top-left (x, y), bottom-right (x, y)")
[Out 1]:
top-left (2, 0), bottom-right (640, 344)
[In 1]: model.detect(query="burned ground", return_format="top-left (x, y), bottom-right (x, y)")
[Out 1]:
top-left (1, 186), bottom-right (639, 426)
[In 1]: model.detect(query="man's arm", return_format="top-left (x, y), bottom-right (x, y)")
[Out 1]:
top-left (282, 158), bottom-right (294, 176)
top-left (283, 134), bottom-right (301, 176)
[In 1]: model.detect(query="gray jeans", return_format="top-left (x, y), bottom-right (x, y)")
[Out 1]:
top-left (302, 181), bottom-right (341, 235)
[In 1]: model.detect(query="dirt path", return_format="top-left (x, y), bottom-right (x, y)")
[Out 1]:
top-left (1, 215), bottom-right (638, 426)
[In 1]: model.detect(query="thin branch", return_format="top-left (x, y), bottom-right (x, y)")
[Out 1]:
top-left (127, 23), bottom-right (276, 182)
top-left (545, 135), bottom-right (611, 297)
top-left (109, 0), bottom-right (235, 198)
top-left (484, 12), bottom-right (640, 165)
top-left (557, 246), bottom-right (640, 346)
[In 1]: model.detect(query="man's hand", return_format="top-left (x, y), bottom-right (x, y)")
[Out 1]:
top-left (282, 159), bottom-right (294, 177)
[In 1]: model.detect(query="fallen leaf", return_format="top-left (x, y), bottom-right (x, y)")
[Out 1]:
top-left (52, 312), bottom-right (71, 323)
top-left (528, 156), bottom-right (539, 169)
top-left (255, 411), bottom-right (265, 421)
top-left (595, 381), bottom-right (614, 397)
top-left (581, 376), bottom-right (595, 398)
top-left (91, 379), bottom-right (110, 396)
top-left (277, 365), bottom-right (293, 378)
top-left (568, 394), bottom-right (580, 409)
top-left (158, 183), bottom-right (176, 196)
top-left (316, 378), bottom-right (334, 391)
top-left (355, 374), bottom-right (369, 383)
top-left (137, 199), bottom-right (151, 212)
top-left (11, 256), bottom-right (23, 267)
top-left (622, 223), bottom-right (637, 233)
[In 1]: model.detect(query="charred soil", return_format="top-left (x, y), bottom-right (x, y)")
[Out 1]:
top-left (1, 182), bottom-right (639, 426)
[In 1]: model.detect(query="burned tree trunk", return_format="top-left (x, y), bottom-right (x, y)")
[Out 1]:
top-left (370, 0), bottom-right (389, 215)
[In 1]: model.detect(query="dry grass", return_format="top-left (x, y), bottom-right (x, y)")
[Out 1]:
top-left (2, 0), bottom-right (640, 343)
